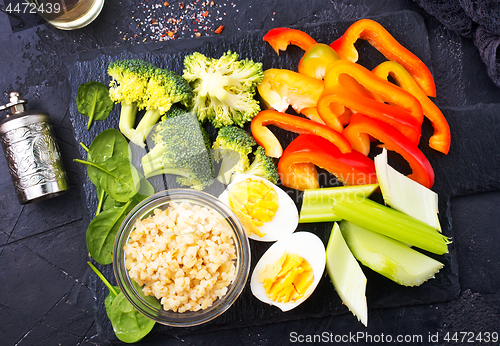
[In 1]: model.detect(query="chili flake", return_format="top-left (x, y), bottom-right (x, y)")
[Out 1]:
top-left (215, 25), bottom-right (224, 34)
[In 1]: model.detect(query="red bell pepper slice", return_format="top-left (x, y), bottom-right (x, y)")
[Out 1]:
top-left (263, 27), bottom-right (317, 54)
top-left (278, 134), bottom-right (378, 190)
top-left (330, 18), bottom-right (436, 97)
top-left (257, 69), bottom-right (325, 113)
top-left (317, 86), bottom-right (422, 144)
top-left (343, 113), bottom-right (435, 188)
top-left (250, 110), bottom-right (352, 158)
top-left (372, 61), bottom-right (451, 154)
top-left (324, 60), bottom-right (424, 124)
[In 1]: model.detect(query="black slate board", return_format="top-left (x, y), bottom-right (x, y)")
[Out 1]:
top-left (65, 10), bottom-right (500, 344)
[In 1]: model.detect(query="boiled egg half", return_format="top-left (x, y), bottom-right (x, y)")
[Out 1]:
top-left (250, 231), bottom-right (326, 311)
top-left (218, 174), bottom-right (299, 242)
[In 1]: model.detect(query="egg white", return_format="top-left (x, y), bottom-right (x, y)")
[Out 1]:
top-left (250, 231), bottom-right (326, 312)
top-left (218, 174), bottom-right (299, 242)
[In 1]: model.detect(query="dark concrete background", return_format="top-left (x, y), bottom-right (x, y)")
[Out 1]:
top-left (0, 0), bottom-right (499, 345)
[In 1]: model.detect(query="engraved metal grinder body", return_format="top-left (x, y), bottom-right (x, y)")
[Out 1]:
top-left (0, 92), bottom-right (69, 204)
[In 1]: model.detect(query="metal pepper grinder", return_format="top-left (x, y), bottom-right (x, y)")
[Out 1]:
top-left (0, 91), bottom-right (69, 204)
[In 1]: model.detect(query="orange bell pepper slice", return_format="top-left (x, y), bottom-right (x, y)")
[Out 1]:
top-left (300, 107), bottom-right (326, 125)
top-left (324, 60), bottom-right (424, 124)
top-left (257, 69), bottom-right (324, 113)
top-left (250, 110), bottom-right (351, 158)
top-left (317, 86), bottom-right (422, 144)
top-left (278, 134), bottom-right (378, 190)
top-left (300, 106), bottom-right (352, 126)
top-left (279, 162), bottom-right (320, 191)
top-left (263, 27), bottom-right (317, 54)
top-left (330, 18), bottom-right (436, 97)
top-left (343, 113), bottom-right (435, 188)
top-left (372, 61), bottom-right (451, 154)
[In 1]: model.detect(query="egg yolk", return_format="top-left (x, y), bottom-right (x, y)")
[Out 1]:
top-left (258, 252), bottom-right (314, 303)
top-left (227, 178), bottom-right (279, 237)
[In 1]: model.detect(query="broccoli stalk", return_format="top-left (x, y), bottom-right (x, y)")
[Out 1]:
top-left (108, 59), bottom-right (192, 147)
top-left (108, 60), bottom-right (154, 144)
top-left (183, 51), bottom-right (263, 128)
top-left (118, 103), bottom-right (139, 142)
top-left (133, 109), bottom-right (160, 141)
top-left (141, 112), bottom-right (214, 190)
top-left (216, 150), bottom-right (242, 185)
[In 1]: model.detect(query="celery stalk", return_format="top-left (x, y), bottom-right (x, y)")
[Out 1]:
top-left (326, 223), bottom-right (368, 326)
top-left (375, 149), bottom-right (441, 231)
top-left (332, 197), bottom-right (450, 255)
top-left (340, 221), bottom-right (444, 286)
top-left (299, 184), bottom-right (379, 223)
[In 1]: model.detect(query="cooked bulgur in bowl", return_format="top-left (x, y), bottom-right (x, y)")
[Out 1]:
top-left (113, 189), bottom-right (251, 327)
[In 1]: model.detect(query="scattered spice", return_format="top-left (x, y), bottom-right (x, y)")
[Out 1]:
top-left (124, 0), bottom-right (242, 43)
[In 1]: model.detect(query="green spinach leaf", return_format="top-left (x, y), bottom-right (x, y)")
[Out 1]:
top-left (86, 201), bottom-right (132, 265)
top-left (87, 190), bottom-right (152, 265)
top-left (76, 81), bottom-right (114, 130)
top-left (101, 190), bottom-right (126, 212)
top-left (108, 292), bottom-right (157, 343)
top-left (99, 176), bottom-right (153, 213)
top-left (88, 128), bottom-right (131, 163)
top-left (88, 262), bottom-right (156, 343)
top-left (76, 156), bottom-right (140, 203)
top-left (86, 129), bottom-right (132, 187)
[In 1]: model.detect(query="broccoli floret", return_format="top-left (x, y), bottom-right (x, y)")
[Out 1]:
top-left (158, 105), bottom-right (212, 156)
top-left (107, 59), bottom-right (192, 147)
top-left (183, 51), bottom-right (264, 128)
top-left (212, 126), bottom-right (257, 184)
top-left (159, 104), bottom-right (190, 121)
top-left (134, 69), bottom-right (192, 144)
top-left (108, 60), bottom-right (155, 142)
top-left (108, 59), bottom-right (156, 106)
top-left (240, 146), bottom-right (279, 184)
top-left (144, 69), bottom-right (192, 112)
top-left (141, 112), bottom-right (214, 190)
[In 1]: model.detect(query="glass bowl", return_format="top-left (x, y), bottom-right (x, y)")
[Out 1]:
top-left (113, 188), bottom-right (251, 327)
